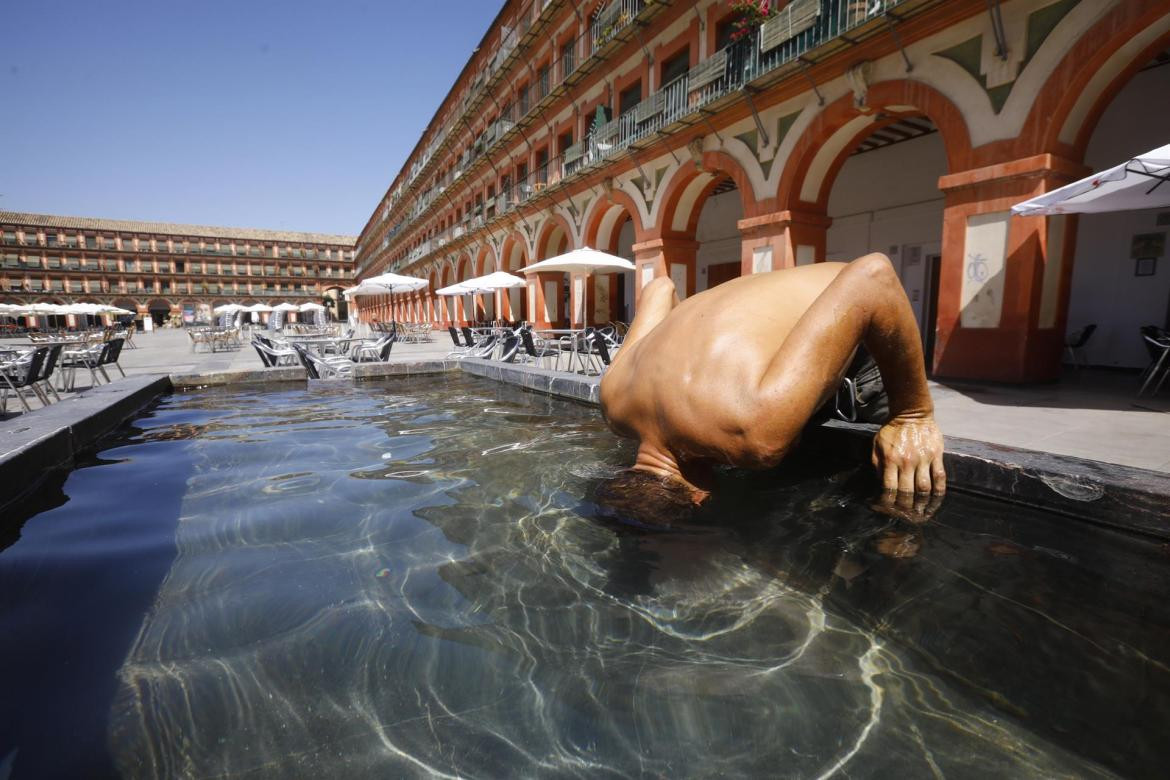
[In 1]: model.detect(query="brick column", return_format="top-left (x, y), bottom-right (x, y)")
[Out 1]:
top-left (737, 209), bottom-right (831, 274)
top-left (934, 153), bottom-right (1088, 382)
top-left (630, 237), bottom-right (699, 304)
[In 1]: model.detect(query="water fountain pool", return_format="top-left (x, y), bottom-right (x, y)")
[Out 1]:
top-left (0, 375), bottom-right (1164, 778)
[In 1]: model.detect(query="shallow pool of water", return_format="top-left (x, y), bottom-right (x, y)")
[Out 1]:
top-left (1, 375), bottom-right (1166, 778)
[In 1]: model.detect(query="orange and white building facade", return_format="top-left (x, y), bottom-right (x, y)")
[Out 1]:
top-left (354, 0), bottom-right (1170, 382)
top-left (1, 211), bottom-right (355, 327)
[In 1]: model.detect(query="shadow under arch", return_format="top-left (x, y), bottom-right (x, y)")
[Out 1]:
top-left (777, 79), bottom-right (975, 212)
top-left (656, 149), bottom-right (759, 238)
top-left (1025, 1), bottom-right (1170, 158)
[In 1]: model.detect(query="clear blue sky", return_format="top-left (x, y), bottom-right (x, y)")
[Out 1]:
top-left (1, 0), bottom-right (503, 236)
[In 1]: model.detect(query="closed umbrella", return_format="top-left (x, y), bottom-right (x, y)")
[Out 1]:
top-left (1012, 143), bottom-right (1170, 216)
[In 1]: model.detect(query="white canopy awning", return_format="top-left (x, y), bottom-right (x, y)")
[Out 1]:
top-left (521, 247), bottom-right (635, 276)
top-left (244, 303), bottom-right (274, 313)
top-left (299, 302), bottom-right (326, 311)
top-left (214, 303), bottom-right (242, 314)
top-left (1012, 143), bottom-right (1170, 216)
top-left (271, 302), bottom-right (300, 311)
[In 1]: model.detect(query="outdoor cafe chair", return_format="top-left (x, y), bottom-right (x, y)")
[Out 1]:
top-left (60, 342), bottom-right (111, 390)
top-left (252, 338), bottom-right (298, 367)
top-left (99, 337), bottom-right (126, 379)
top-left (518, 328), bottom-right (560, 370)
top-left (291, 343), bottom-right (352, 380)
top-left (1064, 324), bottom-right (1096, 369)
top-left (1139, 326), bottom-right (1170, 396)
top-left (33, 344), bottom-right (64, 403)
top-left (351, 334), bottom-right (395, 363)
top-left (1, 346), bottom-right (50, 413)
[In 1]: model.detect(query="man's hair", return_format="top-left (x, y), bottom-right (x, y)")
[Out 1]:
top-left (593, 468), bottom-right (701, 528)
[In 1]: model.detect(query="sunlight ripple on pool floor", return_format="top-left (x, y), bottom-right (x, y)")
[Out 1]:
top-left (106, 378), bottom-right (1113, 778)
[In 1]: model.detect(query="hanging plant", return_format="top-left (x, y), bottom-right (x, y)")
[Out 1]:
top-left (727, 0), bottom-right (781, 41)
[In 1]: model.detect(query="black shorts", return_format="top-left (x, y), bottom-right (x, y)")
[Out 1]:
top-left (814, 346), bottom-right (890, 425)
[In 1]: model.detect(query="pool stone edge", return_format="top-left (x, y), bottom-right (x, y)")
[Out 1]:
top-left (2, 360), bottom-right (1167, 537)
top-left (0, 374), bottom-right (171, 509)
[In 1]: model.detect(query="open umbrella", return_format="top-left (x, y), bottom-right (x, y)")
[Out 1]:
top-left (520, 247), bottom-right (635, 275)
top-left (455, 271), bottom-right (528, 293)
top-left (298, 302), bottom-right (326, 311)
top-left (365, 272), bottom-right (429, 292)
top-left (435, 282), bottom-right (473, 296)
top-left (1012, 143), bottom-right (1170, 216)
top-left (271, 302), bottom-right (300, 312)
top-left (214, 303), bottom-right (242, 314)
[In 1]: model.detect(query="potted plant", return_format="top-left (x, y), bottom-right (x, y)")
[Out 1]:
top-left (727, 0), bottom-right (781, 41)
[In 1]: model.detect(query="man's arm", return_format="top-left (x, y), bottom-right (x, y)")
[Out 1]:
top-left (753, 253), bottom-right (945, 493)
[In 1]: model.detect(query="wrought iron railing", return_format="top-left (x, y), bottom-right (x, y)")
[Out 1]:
top-left (365, 0), bottom-right (905, 274)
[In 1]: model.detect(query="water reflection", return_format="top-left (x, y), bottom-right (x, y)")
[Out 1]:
top-left (101, 377), bottom-right (1153, 778)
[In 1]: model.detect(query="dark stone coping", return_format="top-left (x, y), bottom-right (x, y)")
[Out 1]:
top-left (0, 375), bottom-right (170, 508)
top-left (3, 360), bottom-right (1168, 538)
top-left (458, 358), bottom-right (600, 405)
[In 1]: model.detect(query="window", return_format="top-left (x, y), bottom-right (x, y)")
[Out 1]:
top-left (619, 81), bottom-right (642, 115)
top-left (715, 16), bottom-right (737, 51)
top-left (85, 235), bottom-right (98, 249)
top-left (561, 40), bottom-right (576, 79)
top-left (559, 130), bottom-right (574, 156)
top-left (102, 237), bottom-right (115, 250)
top-left (45, 233), bottom-right (59, 248)
top-left (518, 83), bottom-right (530, 115)
top-left (23, 231), bottom-right (40, 245)
top-left (45, 256), bottom-right (61, 269)
top-left (538, 64), bottom-right (550, 98)
top-left (2, 231), bottom-right (16, 245)
top-left (65, 235), bottom-right (78, 248)
top-left (661, 47), bottom-right (690, 87)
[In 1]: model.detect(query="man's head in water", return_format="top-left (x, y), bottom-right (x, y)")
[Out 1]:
top-left (593, 468), bottom-right (708, 528)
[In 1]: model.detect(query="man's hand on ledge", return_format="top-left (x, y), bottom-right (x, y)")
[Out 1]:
top-left (871, 415), bottom-right (946, 495)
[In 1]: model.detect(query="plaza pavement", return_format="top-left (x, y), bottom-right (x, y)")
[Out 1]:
top-left (7, 327), bottom-right (1170, 473)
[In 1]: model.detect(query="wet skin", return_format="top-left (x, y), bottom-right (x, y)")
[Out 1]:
top-left (599, 254), bottom-right (946, 500)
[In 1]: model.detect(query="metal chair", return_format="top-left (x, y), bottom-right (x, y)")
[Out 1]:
top-left (1138, 326), bottom-right (1170, 396)
top-left (1064, 324), bottom-right (1096, 369)
top-left (1, 347), bottom-right (49, 413)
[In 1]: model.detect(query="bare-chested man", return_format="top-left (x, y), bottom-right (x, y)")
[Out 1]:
top-left (597, 253), bottom-right (945, 521)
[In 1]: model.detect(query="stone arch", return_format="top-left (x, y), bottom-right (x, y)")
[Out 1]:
top-left (656, 149), bottom-right (759, 236)
top-left (534, 212), bottom-right (574, 259)
top-left (474, 243), bottom-right (496, 276)
top-left (583, 188), bottom-right (646, 251)
top-left (777, 80), bottom-right (975, 212)
top-left (1029, 3), bottom-right (1170, 156)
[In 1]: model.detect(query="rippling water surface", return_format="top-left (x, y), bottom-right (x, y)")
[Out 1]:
top-left (1, 375), bottom-right (1167, 778)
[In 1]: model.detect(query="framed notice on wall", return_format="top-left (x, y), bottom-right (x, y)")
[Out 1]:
top-left (1135, 257), bottom-right (1158, 277)
top-left (1130, 232), bottom-right (1165, 259)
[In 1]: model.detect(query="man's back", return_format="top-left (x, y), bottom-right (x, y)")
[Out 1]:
top-left (601, 263), bottom-right (849, 468)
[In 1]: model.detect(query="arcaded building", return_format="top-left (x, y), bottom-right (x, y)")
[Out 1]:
top-left (1, 212), bottom-right (355, 326)
top-left (352, 0), bottom-right (1170, 382)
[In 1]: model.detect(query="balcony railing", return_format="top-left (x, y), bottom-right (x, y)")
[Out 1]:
top-left (368, 0), bottom-right (903, 273)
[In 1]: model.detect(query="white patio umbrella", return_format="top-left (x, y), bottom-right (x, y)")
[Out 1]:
top-left (213, 303), bottom-right (242, 314)
top-left (102, 305), bottom-right (135, 315)
top-left (1012, 143), bottom-right (1170, 216)
top-left (520, 247), bottom-right (635, 275)
top-left (456, 271), bottom-right (528, 293)
top-left (365, 272), bottom-right (429, 292)
top-left (271, 302), bottom-right (300, 312)
top-left (298, 302), bottom-right (326, 311)
top-left (435, 282), bottom-right (473, 296)
top-left (244, 303), bottom-right (274, 312)
top-left (342, 282), bottom-right (392, 298)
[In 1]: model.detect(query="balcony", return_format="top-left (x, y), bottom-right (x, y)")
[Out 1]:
top-left (376, 0), bottom-right (904, 274)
